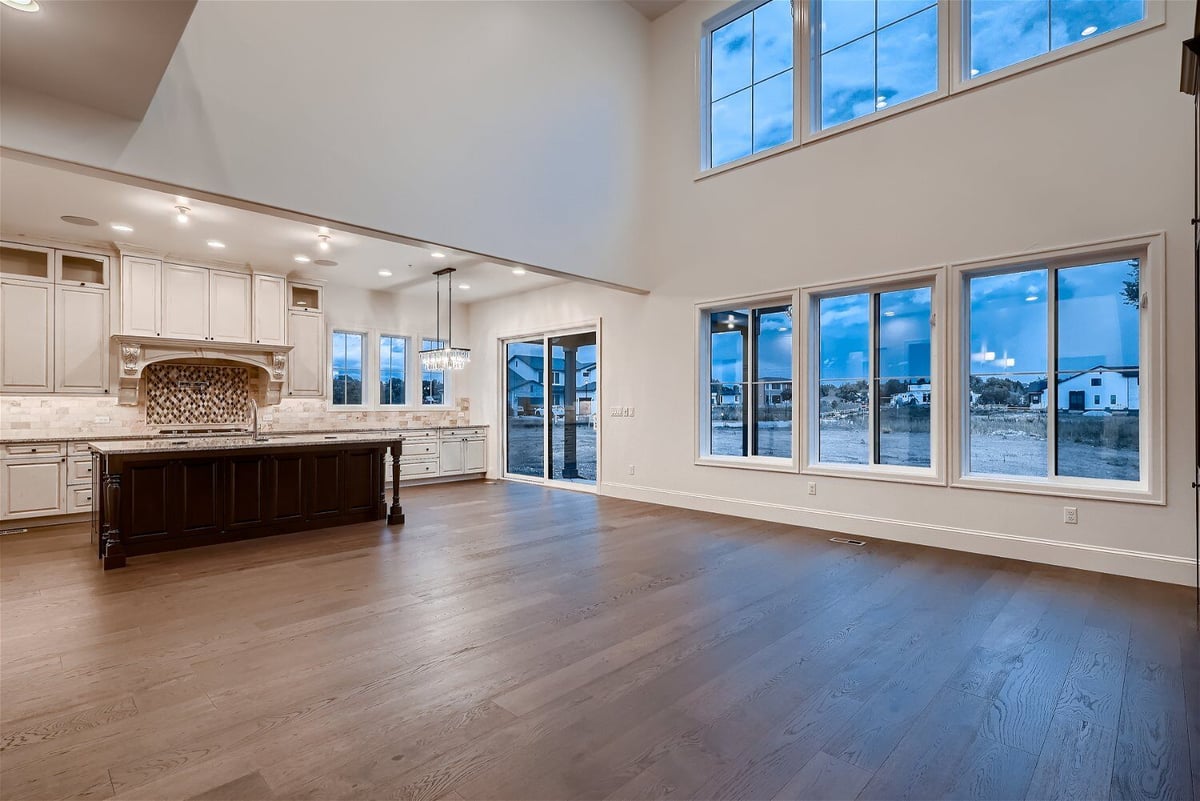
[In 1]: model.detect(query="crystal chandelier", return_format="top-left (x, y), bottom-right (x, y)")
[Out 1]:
top-left (420, 267), bottom-right (471, 371)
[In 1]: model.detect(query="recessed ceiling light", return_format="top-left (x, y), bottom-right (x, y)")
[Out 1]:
top-left (110, 223), bottom-right (134, 233)
top-left (175, 206), bottom-right (190, 224)
top-left (1025, 295), bottom-right (1040, 302)
top-left (431, 252), bottom-right (446, 259)
top-left (1080, 25), bottom-right (1098, 36)
top-left (207, 240), bottom-right (225, 249)
top-left (0, 0), bottom-right (41, 12)
top-left (883, 310), bottom-right (896, 317)
top-left (458, 283), bottom-right (470, 290)
top-left (61, 215), bottom-right (99, 227)
top-left (294, 255), bottom-right (311, 263)
top-left (378, 269), bottom-right (393, 277)
top-left (313, 259), bottom-right (338, 267)
top-left (511, 267), bottom-right (526, 276)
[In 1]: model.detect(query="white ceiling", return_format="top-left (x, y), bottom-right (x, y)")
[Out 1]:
top-left (0, 156), bottom-right (563, 303)
top-left (625, 0), bottom-right (686, 21)
top-left (0, 0), bottom-right (196, 120)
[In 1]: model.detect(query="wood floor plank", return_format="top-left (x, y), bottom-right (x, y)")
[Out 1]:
top-left (0, 481), bottom-right (1193, 801)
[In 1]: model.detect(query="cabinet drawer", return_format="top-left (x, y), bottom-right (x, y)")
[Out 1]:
top-left (400, 430), bottom-right (437, 442)
top-left (440, 428), bottom-right (485, 440)
top-left (399, 440), bottom-right (438, 457)
top-left (68, 486), bottom-right (93, 513)
top-left (68, 456), bottom-right (94, 484)
top-left (2, 442), bottom-right (64, 458)
top-left (396, 460), bottom-right (438, 478)
top-left (69, 441), bottom-right (92, 455)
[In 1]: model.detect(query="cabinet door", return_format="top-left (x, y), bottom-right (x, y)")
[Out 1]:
top-left (1, 459), bottom-right (65, 519)
top-left (120, 256), bottom-right (161, 336)
top-left (464, 439), bottom-right (486, 473)
top-left (161, 263), bottom-right (209, 340)
top-left (252, 275), bottom-right (287, 345)
top-left (287, 311), bottom-right (324, 397)
top-left (55, 285), bottom-right (110, 393)
top-left (208, 270), bottom-right (252, 343)
top-left (439, 440), bottom-right (465, 475)
top-left (1, 279), bottom-right (54, 392)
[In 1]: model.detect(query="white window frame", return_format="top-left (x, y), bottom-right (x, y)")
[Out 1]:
top-left (419, 336), bottom-right (453, 408)
top-left (696, 289), bottom-right (800, 471)
top-left (799, 266), bottom-right (946, 485)
top-left (378, 332), bottom-right (410, 407)
top-left (948, 233), bottom-right (1165, 504)
top-left (698, 0), bottom-right (1164, 178)
top-left (328, 328), bottom-right (369, 410)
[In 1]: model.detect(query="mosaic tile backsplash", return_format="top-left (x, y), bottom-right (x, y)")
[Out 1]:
top-left (145, 364), bottom-right (250, 426)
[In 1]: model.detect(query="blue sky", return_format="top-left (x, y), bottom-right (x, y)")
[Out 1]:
top-left (818, 287), bottom-right (931, 381)
top-left (711, 308), bottom-right (793, 383)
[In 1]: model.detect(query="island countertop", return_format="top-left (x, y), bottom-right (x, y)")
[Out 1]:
top-left (86, 430), bottom-right (408, 455)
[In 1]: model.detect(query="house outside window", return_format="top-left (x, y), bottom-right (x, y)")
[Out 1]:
top-left (331, 330), bottom-right (365, 406)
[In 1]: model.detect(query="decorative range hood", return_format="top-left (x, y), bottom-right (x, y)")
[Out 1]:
top-left (114, 335), bottom-right (293, 406)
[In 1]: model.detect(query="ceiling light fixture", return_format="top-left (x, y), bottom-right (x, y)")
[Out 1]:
top-left (175, 206), bottom-right (190, 224)
top-left (512, 267), bottom-right (527, 276)
top-left (1081, 25), bottom-right (1098, 36)
top-left (294, 255), bottom-right (311, 263)
top-left (110, 223), bottom-right (134, 233)
top-left (317, 234), bottom-right (331, 251)
top-left (207, 240), bottom-right (225, 249)
top-left (1025, 295), bottom-right (1039, 302)
top-left (0, 0), bottom-right (41, 12)
top-left (421, 268), bottom-right (471, 371)
top-left (378, 269), bottom-right (393, 277)
top-left (458, 283), bottom-right (470, 290)
top-left (431, 252), bottom-right (446, 259)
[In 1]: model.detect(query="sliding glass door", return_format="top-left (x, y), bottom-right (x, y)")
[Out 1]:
top-left (503, 327), bottom-right (599, 488)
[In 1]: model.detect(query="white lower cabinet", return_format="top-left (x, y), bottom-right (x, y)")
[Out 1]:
top-left (1, 457), bottom-right (66, 519)
top-left (439, 429), bottom-right (487, 476)
top-left (464, 438), bottom-right (486, 473)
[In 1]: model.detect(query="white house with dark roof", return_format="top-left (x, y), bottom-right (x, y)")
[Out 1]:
top-left (1030, 367), bottom-right (1140, 411)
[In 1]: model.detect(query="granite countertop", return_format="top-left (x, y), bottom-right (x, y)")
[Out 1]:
top-left (87, 430), bottom-right (412, 455)
top-left (1, 425), bottom-right (487, 446)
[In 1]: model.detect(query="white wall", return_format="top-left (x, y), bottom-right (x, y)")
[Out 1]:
top-left (467, 1), bottom-right (1197, 585)
top-left (0, 1), bottom-right (651, 288)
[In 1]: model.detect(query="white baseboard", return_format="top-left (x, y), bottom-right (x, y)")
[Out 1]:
top-left (600, 481), bottom-right (1197, 587)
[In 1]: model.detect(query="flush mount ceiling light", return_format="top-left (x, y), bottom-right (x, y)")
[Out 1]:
top-left (60, 215), bottom-right (99, 227)
top-left (511, 267), bottom-right (527, 276)
top-left (420, 268), bottom-right (471, 372)
top-left (207, 240), bottom-right (225, 249)
top-left (378, 269), bottom-right (393, 277)
top-left (110, 223), bottom-right (134, 233)
top-left (1081, 25), bottom-right (1098, 36)
top-left (293, 255), bottom-right (311, 263)
top-left (316, 227), bottom-right (332, 251)
top-left (175, 206), bottom-right (190, 224)
top-left (1, 0), bottom-right (41, 13)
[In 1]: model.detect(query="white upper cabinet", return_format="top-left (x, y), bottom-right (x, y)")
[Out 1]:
top-left (55, 251), bottom-right (109, 288)
top-left (0, 278), bottom-right (54, 392)
top-left (0, 243), bottom-right (53, 282)
top-left (161, 262), bottom-right (210, 340)
top-left (121, 256), bottom-right (162, 337)
top-left (287, 309), bottom-right (324, 397)
top-left (208, 270), bottom-right (252, 343)
top-left (252, 274), bottom-right (287, 345)
top-left (54, 285), bottom-right (110, 393)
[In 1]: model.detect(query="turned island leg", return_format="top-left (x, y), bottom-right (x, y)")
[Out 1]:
top-left (101, 472), bottom-right (126, 570)
top-left (387, 442), bottom-right (405, 525)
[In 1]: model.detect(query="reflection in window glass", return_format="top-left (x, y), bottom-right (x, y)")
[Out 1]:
top-left (817, 294), bottom-right (870, 464)
top-left (379, 335), bottom-right (406, 405)
top-left (876, 287), bottom-right (932, 467)
top-left (817, 0), bottom-right (938, 130)
top-left (505, 339), bottom-right (545, 478)
top-left (710, 309), bottom-right (748, 456)
top-left (754, 306), bottom-right (793, 458)
top-left (968, 0), bottom-right (1145, 78)
top-left (708, 0), bottom-right (794, 167)
top-left (1055, 259), bottom-right (1140, 481)
top-left (421, 338), bottom-right (446, 405)
top-left (332, 331), bottom-right (364, 406)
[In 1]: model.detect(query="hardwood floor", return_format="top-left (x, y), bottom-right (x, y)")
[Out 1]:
top-left (1, 480), bottom-right (1195, 801)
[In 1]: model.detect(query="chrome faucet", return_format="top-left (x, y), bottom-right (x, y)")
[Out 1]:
top-left (248, 398), bottom-right (261, 440)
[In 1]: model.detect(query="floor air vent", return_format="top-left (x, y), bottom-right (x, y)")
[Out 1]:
top-left (830, 537), bottom-right (867, 547)
top-left (0, 528), bottom-right (29, 536)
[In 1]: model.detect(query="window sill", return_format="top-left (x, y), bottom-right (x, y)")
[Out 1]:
top-left (802, 463), bottom-right (945, 487)
top-left (695, 454), bottom-right (796, 473)
top-left (951, 474), bottom-right (1162, 506)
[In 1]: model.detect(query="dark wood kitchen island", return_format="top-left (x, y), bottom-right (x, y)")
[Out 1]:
top-left (89, 433), bottom-right (406, 569)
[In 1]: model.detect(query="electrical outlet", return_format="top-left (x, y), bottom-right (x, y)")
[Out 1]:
top-left (627, 406), bottom-right (635, 417)
top-left (93, 415), bottom-right (110, 424)
top-left (610, 406), bottom-right (622, 417)
top-left (628, 464), bottom-right (636, 476)
top-left (623, 406), bottom-right (633, 417)
top-left (807, 481), bottom-right (817, 496)
top-left (1063, 506), bottom-right (1078, 525)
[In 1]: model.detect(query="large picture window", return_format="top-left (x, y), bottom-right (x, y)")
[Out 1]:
top-left (814, 0), bottom-right (939, 130)
top-left (331, 330), bottom-right (365, 406)
top-left (966, 0), bottom-right (1145, 79)
top-left (700, 297), bottom-right (795, 463)
top-left (703, 0), bottom-right (795, 169)
top-left (421, 338), bottom-right (447, 405)
top-left (808, 278), bottom-right (936, 474)
top-left (379, 335), bottom-right (407, 406)
top-left (964, 254), bottom-right (1143, 485)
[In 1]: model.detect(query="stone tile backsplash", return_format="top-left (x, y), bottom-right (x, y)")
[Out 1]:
top-left (1, 394), bottom-right (470, 440)
top-left (145, 364), bottom-right (250, 426)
